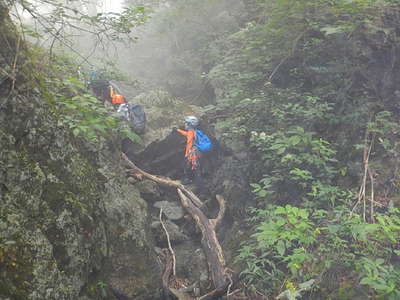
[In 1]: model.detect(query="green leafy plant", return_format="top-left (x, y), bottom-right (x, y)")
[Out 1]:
top-left (250, 125), bottom-right (346, 207)
top-left (96, 281), bottom-right (108, 297)
top-left (237, 206), bottom-right (400, 298)
top-left (237, 205), bottom-right (319, 294)
top-left (356, 257), bottom-right (400, 299)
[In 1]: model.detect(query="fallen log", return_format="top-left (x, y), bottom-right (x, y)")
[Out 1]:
top-left (177, 189), bottom-right (227, 290)
top-left (122, 153), bottom-right (203, 207)
top-left (211, 194), bottom-right (226, 230)
top-left (121, 152), bottom-right (230, 299)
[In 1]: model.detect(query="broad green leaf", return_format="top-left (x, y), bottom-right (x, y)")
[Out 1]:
top-left (276, 240), bottom-right (286, 256)
top-left (289, 135), bottom-right (301, 146)
top-left (321, 26), bottom-right (342, 35)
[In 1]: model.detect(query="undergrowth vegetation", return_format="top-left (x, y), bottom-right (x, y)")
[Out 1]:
top-left (199, 0), bottom-right (400, 298)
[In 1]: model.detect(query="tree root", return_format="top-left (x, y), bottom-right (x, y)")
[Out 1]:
top-left (121, 153), bottom-right (231, 299)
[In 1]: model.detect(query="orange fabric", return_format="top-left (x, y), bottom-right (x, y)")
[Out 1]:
top-left (110, 87), bottom-right (125, 104)
top-left (177, 129), bottom-right (196, 157)
top-left (112, 94), bottom-right (124, 104)
top-left (189, 151), bottom-right (199, 170)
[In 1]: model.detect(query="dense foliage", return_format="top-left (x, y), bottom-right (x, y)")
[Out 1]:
top-left (205, 1), bottom-right (400, 298)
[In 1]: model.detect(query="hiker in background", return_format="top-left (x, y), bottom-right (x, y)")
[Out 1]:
top-left (89, 69), bottom-right (99, 84)
top-left (117, 103), bottom-right (147, 134)
top-left (173, 116), bottom-right (212, 185)
top-left (87, 70), bottom-right (124, 108)
top-left (128, 103), bottom-right (146, 134)
top-left (88, 71), bottom-right (110, 103)
top-left (110, 85), bottom-right (125, 109)
top-left (117, 102), bottom-right (129, 120)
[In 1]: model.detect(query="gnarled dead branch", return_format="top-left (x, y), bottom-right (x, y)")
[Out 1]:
top-left (122, 152), bottom-right (230, 299)
top-left (122, 152), bottom-right (203, 207)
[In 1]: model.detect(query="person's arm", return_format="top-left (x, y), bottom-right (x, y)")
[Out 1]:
top-left (177, 129), bottom-right (188, 136)
top-left (186, 130), bottom-right (195, 154)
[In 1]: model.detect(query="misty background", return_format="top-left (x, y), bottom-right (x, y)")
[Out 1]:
top-left (14, 0), bottom-right (247, 106)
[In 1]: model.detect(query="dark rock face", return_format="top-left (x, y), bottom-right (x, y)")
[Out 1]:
top-left (154, 201), bottom-right (185, 220)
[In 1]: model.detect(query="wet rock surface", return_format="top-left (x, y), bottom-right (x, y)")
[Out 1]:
top-left (151, 219), bottom-right (188, 244)
top-left (154, 201), bottom-right (185, 220)
top-left (174, 241), bottom-right (209, 290)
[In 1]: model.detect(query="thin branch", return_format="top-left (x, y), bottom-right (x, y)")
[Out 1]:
top-left (191, 78), bottom-right (211, 104)
top-left (16, 0), bottom-right (136, 65)
top-left (10, 34), bottom-right (21, 94)
top-left (226, 273), bottom-right (233, 298)
top-left (351, 132), bottom-right (375, 219)
top-left (159, 208), bottom-right (176, 277)
top-left (268, 55), bottom-right (290, 82)
top-left (368, 167), bottom-right (375, 222)
top-left (49, 27), bottom-right (63, 60)
top-left (19, 3), bottom-right (94, 65)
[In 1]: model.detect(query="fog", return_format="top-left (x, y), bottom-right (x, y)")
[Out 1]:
top-left (109, 0), bottom-right (244, 105)
top-left (99, 0), bottom-right (123, 13)
top-left (14, 0), bottom-right (244, 105)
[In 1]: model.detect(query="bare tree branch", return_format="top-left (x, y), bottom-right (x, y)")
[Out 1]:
top-left (159, 208), bottom-right (176, 276)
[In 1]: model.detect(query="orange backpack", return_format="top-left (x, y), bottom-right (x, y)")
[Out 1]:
top-left (112, 94), bottom-right (124, 104)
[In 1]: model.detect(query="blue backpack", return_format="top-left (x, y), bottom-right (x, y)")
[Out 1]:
top-left (195, 129), bottom-right (213, 152)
